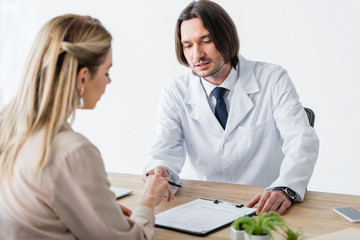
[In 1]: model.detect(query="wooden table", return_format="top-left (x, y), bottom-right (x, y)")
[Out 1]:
top-left (108, 172), bottom-right (360, 240)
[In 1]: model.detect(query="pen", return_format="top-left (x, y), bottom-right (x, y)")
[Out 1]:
top-left (145, 173), bottom-right (182, 188)
top-left (214, 199), bottom-right (243, 208)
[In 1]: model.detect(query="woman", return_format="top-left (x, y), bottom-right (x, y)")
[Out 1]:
top-left (0, 14), bottom-right (173, 239)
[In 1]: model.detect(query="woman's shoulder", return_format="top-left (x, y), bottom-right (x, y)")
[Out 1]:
top-left (49, 128), bottom-right (103, 174)
top-left (52, 129), bottom-right (98, 156)
top-left (56, 128), bottom-right (89, 143)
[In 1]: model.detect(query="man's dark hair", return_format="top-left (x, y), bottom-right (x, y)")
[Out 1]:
top-left (175, 0), bottom-right (239, 69)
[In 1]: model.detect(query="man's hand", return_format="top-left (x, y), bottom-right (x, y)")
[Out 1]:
top-left (142, 166), bottom-right (170, 182)
top-left (247, 190), bottom-right (292, 215)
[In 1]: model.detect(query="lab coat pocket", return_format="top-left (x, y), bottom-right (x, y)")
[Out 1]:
top-left (230, 119), bottom-right (276, 165)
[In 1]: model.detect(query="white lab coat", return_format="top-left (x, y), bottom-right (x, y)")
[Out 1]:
top-left (144, 55), bottom-right (319, 201)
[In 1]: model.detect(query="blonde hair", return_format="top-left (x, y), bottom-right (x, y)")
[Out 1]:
top-left (0, 14), bottom-right (112, 177)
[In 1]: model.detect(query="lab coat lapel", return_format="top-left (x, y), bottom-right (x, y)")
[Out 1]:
top-left (184, 75), bottom-right (224, 135)
top-left (225, 56), bottom-right (260, 135)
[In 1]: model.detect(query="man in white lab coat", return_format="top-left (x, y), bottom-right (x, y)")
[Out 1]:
top-left (143, 0), bottom-right (319, 215)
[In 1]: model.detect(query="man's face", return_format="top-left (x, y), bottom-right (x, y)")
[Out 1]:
top-left (180, 18), bottom-right (225, 80)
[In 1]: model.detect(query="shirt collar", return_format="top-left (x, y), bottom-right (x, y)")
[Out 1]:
top-left (201, 67), bottom-right (238, 97)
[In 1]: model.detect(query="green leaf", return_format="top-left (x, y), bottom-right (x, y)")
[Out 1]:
top-left (231, 211), bottom-right (285, 238)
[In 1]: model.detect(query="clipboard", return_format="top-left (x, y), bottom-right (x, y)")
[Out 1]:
top-left (155, 198), bottom-right (256, 237)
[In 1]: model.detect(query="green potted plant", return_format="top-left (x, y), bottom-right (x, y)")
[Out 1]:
top-left (230, 215), bottom-right (253, 240)
top-left (230, 211), bottom-right (284, 240)
top-left (281, 225), bottom-right (303, 240)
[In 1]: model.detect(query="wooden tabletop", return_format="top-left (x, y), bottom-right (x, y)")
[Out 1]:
top-left (108, 172), bottom-right (360, 240)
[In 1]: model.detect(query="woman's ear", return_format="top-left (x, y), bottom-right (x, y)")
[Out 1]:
top-left (76, 67), bottom-right (89, 91)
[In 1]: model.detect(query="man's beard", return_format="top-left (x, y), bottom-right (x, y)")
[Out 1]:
top-left (192, 60), bottom-right (226, 78)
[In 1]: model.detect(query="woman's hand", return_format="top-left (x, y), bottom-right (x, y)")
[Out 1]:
top-left (118, 203), bottom-right (132, 217)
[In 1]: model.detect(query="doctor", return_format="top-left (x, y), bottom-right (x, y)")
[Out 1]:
top-left (143, 0), bottom-right (319, 215)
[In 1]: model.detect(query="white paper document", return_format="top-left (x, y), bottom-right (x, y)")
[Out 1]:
top-left (155, 198), bottom-right (256, 236)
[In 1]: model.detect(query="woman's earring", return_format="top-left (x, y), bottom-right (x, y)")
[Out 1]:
top-left (79, 87), bottom-right (84, 108)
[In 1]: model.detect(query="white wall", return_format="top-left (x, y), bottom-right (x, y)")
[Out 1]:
top-left (1, 0), bottom-right (359, 196)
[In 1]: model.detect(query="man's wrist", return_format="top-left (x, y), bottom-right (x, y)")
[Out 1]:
top-left (272, 187), bottom-right (297, 202)
top-left (165, 168), bottom-right (172, 181)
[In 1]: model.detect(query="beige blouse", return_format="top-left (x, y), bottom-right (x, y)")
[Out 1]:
top-left (0, 128), bottom-right (155, 239)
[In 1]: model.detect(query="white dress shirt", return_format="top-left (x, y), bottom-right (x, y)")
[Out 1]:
top-left (201, 67), bottom-right (237, 114)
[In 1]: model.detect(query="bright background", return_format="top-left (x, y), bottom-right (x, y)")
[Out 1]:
top-left (1, 0), bottom-right (359, 195)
